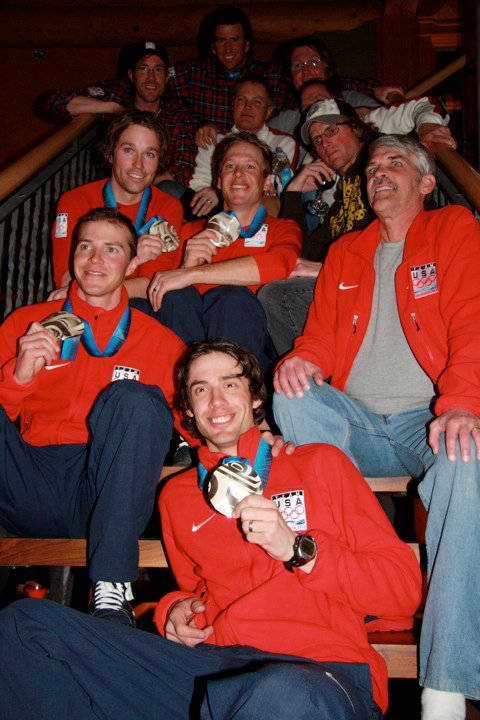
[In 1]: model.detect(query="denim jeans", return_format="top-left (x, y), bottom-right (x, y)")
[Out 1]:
top-left (274, 381), bottom-right (480, 699)
top-left (257, 276), bottom-right (315, 356)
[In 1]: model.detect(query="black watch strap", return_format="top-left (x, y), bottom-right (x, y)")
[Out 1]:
top-left (285, 534), bottom-right (317, 571)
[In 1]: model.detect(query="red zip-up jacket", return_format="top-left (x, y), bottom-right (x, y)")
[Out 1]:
top-left (279, 205), bottom-right (480, 418)
top-left (155, 427), bottom-right (421, 713)
top-left (0, 283), bottom-right (186, 446)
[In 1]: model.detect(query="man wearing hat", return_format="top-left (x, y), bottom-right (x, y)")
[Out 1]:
top-left (45, 40), bottom-right (197, 188)
top-left (258, 99), bottom-right (373, 356)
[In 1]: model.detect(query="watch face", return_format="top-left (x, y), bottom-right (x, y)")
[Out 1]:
top-left (296, 534), bottom-right (316, 562)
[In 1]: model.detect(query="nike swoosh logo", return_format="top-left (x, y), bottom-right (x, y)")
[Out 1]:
top-left (44, 362), bottom-right (70, 370)
top-left (339, 282), bottom-right (359, 290)
top-left (192, 513), bottom-right (216, 533)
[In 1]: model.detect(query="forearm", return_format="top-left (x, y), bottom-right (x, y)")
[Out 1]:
top-left (188, 256), bottom-right (261, 287)
top-left (124, 277), bottom-right (149, 299)
top-left (66, 96), bottom-right (121, 116)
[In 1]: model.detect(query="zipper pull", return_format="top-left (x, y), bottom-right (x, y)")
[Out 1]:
top-left (411, 312), bottom-right (420, 331)
top-left (352, 314), bottom-right (358, 334)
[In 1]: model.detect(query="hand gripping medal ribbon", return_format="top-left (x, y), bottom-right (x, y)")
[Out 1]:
top-left (206, 213), bottom-right (241, 248)
top-left (147, 219), bottom-right (180, 253)
top-left (207, 460), bottom-right (263, 518)
top-left (40, 311), bottom-right (84, 361)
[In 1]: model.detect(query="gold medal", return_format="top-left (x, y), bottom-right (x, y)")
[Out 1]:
top-left (41, 311), bottom-right (84, 361)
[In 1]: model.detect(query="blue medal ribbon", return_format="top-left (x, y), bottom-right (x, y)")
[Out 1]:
top-left (63, 299), bottom-right (131, 358)
top-left (227, 204), bottom-right (267, 239)
top-left (102, 179), bottom-right (152, 235)
top-left (198, 436), bottom-right (272, 492)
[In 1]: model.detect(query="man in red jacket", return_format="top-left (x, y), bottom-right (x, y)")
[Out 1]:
top-left (51, 110), bottom-right (184, 293)
top-left (0, 338), bottom-right (420, 719)
top-left (273, 135), bottom-right (480, 720)
top-left (0, 208), bottom-right (186, 626)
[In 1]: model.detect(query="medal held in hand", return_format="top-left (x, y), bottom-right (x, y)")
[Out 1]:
top-left (271, 149), bottom-right (289, 176)
top-left (148, 220), bottom-right (180, 253)
top-left (207, 460), bottom-right (263, 518)
top-left (207, 213), bottom-right (241, 248)
top-left (41, 311), bottom-right (84, 360)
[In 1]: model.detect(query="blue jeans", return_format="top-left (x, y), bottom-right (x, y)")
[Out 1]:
top-left (0, 599), bottom-right (381, 719)
top-left (274, 382), bottom-right (480, 699)
top-left (257, 276), bottom-right (315, 356)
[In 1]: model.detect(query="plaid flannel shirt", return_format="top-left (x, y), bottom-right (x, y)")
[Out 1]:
top-left (164, 57), bottom-right (288, 134)
top-left (44, 78), bottom-right (197, 186)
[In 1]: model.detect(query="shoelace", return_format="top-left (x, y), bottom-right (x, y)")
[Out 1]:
top-left (92, 581), bottom-right (133, 611)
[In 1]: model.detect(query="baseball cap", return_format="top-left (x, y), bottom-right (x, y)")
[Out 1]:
top-left (126, 40), bottom-right (169, 71)
top-left (301, 98), bottom-right (358, 144)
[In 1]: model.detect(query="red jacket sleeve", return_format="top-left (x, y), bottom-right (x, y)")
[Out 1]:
top-left (52, 189), bottom-right (92, 288)
top-left (254, 218), bottom-right (302, 285)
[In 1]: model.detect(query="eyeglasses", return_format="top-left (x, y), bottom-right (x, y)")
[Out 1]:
top-left (290, 56), bottom-right (325, 74)
top-left (134, 65), bottom-right (166, 76)
top-left (311, 121), bottom-right (350, 149)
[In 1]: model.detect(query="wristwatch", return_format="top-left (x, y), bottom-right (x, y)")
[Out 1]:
top-left (285, 534), bottom-right (317, 571)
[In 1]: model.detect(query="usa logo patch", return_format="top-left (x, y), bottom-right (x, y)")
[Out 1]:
top-left (55, 213), bottom-right (68, 238)
top-left (112, 366), bottom-right (140, 382)
top-left (272, 490), bottom-right (307, 532)
top-left (410, 262), bottom-right (438, 299)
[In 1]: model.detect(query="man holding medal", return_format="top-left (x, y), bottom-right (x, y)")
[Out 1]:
top-left (143, 132), bottom-right (301, 370)
top-left (51, 110), bottom-right (184, 295)
top-left (0, 208), bottom-right (186, 626)
top-left (0, 339), bottom-right (421, 719)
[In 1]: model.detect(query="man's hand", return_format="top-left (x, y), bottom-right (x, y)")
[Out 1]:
top-left (374, 86), bottom-right (405, 105)
top-left (417, 123), bottom-right (457, 152)
top-left (14, 322), bottom-right (59, 384)
top-left (289, 258), bottom-right (322, 279)
top-left (261, 430), bottom-right (295, 457)
top-left (232, 495), bottom-right (296, 562)
top-left (195, 124), bottom-right (218, 149)
top-left (47, 286), bottom-right (69, 302)
top-left (182, 231), bottom-right (218, 268)
top-left (148, 269), bottom-right (194, 311)
top-left (190, 187), bottom-right (220, 217)
top-left (165, 598), bottom-right (213, 647)
top-left (429, 409), bottom-right (480, 462)
top-left (287, 160), bottom-right (335, 194)
top-left (273, 357), bottom-right (323, 399)
top-left (136, 233), bottom-right (165, 265)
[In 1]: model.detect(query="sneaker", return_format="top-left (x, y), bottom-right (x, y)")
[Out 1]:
top-left (89, 581), bottom-right (136, 627)
top-left (172, 436), bottom-right (194, 467)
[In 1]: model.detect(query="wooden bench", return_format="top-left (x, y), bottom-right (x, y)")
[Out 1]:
top-left (0, 474), bottom-right (420, 679)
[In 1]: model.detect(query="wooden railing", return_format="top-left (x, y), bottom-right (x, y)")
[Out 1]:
top-left (0, 115), bottom-right (101, 317)
top-left (0, 114), bottom-right (97, 204)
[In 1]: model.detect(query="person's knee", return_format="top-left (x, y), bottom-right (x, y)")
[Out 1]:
top-left (99, 381), bottom-right (172, 423)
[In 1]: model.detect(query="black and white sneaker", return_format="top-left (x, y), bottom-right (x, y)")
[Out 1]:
top-left (89, 581), bottom-right (136, 627)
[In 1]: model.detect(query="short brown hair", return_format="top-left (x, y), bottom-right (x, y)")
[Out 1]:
top-left (178, 338), bottom-right (267, 438)
top-left (212, 131), bottom-right (272, 186)
top-left (99, 109), bottom-right (169, 173)
top-left (71, 208), bottom-right (137, 260)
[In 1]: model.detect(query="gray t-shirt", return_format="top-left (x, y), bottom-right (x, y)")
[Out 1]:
top-left (346, 239), bottom-right (435, 413)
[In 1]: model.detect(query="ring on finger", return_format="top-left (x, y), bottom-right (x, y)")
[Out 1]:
top-left (248, 520), bottom-right (254, 533)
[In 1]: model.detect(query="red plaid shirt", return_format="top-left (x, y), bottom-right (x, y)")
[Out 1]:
top-left (164, 57), bottom-right (288, 134)
top-left (44, 79), bottom-right (197, 186)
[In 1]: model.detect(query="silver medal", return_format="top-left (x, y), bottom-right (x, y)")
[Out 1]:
top-left (207, 213), bottom-right (241, 248)
top-left (41, 311), bottom-right (84, 340)
top-left (207, 461), bottom-right (263, 518)
top-left (148, 220), bottom-right (180, 252)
